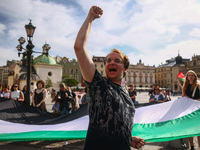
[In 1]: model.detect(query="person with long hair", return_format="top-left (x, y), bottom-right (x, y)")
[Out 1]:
top-left (74, 6), bottom-right (144, 150)
top-left (182, 70), bottom-right (200, 150)
top-left (32, 80), bottom-right (47, 111)
top-left (9, 83), bottom-right (24, 102)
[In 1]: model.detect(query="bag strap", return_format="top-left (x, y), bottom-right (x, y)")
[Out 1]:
top-left (192, 85), bottom-right (198, 98)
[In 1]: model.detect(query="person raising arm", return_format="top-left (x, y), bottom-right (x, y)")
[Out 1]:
top-left (74, 6), bottom-right (144, 150)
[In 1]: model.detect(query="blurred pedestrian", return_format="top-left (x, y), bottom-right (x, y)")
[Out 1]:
top-left (128, 84), bottom-right (138, 104)
top-left (2, 85), bottom-right (10, 99)
top-left (55, 83), bottom-right (73, 114)
top-left (149, 86), bottom-right (165, 103)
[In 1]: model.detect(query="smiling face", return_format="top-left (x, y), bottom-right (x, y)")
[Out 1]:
top-left (105, 52), bottom-right (126, 85)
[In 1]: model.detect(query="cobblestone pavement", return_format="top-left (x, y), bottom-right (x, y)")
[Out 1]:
top-left (1, 92), bottom-right (199, 150)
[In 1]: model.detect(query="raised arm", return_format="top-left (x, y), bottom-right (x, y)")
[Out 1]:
top-left (74, 6), bottom-right (103, 83)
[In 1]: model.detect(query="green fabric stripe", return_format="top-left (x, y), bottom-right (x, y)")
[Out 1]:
top-left (1, 108), bottom-right (200, 142)
top-left (179, 78), bottom-right (185, 82)
top-left (0, 130), bottom-right (87, 142)
top-left (132, 108), bottom-right (200, 142)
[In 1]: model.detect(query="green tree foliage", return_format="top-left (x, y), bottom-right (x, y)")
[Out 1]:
top-left (63, 78), bottom-right (79, 87)
top-left (45, 77), bottom-right (53, 88)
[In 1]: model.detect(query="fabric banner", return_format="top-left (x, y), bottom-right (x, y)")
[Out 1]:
top-left (176, 71), bottom-right (185, 82)
top-left (0, 97), bottom-right (200, 142)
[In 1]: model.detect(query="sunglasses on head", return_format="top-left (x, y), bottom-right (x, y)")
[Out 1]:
top-left (105, 58), bottom-right (123, 64)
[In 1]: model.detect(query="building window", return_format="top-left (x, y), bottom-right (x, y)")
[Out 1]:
top-left (145, 77), bottom-right (148, 83)
top-left (101, 71), bottom-right (103, 75)
top-left (95, 64), bottom-right (97, 68)
top-left (100, 58), bottom-right (103, 62)
top-left (48, 72), bottom-right (52, 76)
top-left (71, 69), bottom-right (73, 73)
top-left (140, 77), bottom-right (142, 83)
top-left (101, 64), bottom-right (103, 68)
top-left (140, 72), bottom-right (142, 75)
top-left (94, 58), bottom-right (97, 61)
top-left (129, 77), bottom-right (131, 82)
top-left (76, 69), bottom-right (78, 73)
top-left (150, 77), bottom-right (152, 82)
top-left (134, 77), bottom-right (136, 83)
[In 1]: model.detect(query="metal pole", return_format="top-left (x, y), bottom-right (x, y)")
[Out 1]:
top-left (25, 40), bottom-right (33, 106)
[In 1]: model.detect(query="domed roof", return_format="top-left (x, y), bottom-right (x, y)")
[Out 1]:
top-left (19, 73), bottom-right (40, 80)
top-left (34, 54), bottom-right (56, 65)
top-left (175, 54), bottom-right (182, 64)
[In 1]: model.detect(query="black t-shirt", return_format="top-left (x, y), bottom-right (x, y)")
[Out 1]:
top-left (128, 90), bottom-right (137, 101)
top-left (186, 84), bottom-right (200, 99)
top-left (84, 70), bottom-right (135, 150)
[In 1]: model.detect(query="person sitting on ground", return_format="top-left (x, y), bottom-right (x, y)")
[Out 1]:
top-left (149, 86), bottom-right (165, 103)
top-left (9, 83), bottom-right (24, 102)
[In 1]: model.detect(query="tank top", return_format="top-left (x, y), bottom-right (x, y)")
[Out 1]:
top-left (186, 84), bottom-right (200, 99)
top-left (10, 90), bottom-right (21, 99)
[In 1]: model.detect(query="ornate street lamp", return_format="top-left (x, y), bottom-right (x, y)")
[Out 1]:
top-left (17, 20), bottom-right (50, 105)
top-left (16, 20), bottom-right (36, 106)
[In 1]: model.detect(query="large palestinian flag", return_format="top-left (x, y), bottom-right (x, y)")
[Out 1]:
top-left (0, 97), bottom-right (200, 142)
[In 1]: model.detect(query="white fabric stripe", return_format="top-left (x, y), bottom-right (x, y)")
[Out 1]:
top-left (1, 97), bottom-right (200, 134)
top-left (0, 116), bottom-right (89, 134)
top-left (134, 97), bottom-right (200, 124)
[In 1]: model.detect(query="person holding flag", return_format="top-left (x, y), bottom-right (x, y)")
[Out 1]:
top-left (182, 70), bottom-right (200, 150)
top-left (74, 5), bottom-right (144, 150)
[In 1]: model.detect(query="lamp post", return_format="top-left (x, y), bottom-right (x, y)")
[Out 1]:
top-left (16, 20), bottom-right (36, 106)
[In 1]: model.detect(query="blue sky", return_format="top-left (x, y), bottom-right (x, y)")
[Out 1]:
top-left (0, 0), bottom-right (200, 67)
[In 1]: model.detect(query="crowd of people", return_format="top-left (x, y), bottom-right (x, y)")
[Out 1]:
top-left (0, 5), bottom-right (200, 149)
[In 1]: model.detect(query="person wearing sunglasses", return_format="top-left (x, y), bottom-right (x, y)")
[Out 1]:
top-left (9, 83), bottom-right (24, 102)
top-left (74, 6), bottom-right (144, 150)
top-left (149, 86), bottom-right (165, 103)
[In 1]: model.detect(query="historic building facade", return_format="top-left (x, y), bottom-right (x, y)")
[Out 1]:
top-left (57, 57), bottom-right (82, 86)
top-left (126, 59), bottom-right (155, 90)
top-left (186, 54), bottom-right (200, 77)
top-left (92, 56), bottom-right (106, 77)
top-left (155, 54), bottom-right (190, 92)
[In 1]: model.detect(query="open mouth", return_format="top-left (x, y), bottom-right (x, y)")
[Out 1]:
top-left (109, 68), bottom-right (117, 72)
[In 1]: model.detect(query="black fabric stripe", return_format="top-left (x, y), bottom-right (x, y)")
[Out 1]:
top-left (0, 98), bottom-right (89, 125)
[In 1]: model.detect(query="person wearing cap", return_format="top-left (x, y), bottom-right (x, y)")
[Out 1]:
top-left (182, 70), bottom-right (200, 150)
top-left (74, 5), bottom-right (144, 150)
top-left (55, 83), bottom-right (74, 114)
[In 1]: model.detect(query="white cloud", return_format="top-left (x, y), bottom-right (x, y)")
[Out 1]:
top-left (0, 23), bottom-right (6, 34)
top-left (0, 0), bottom-right (200, 67)
top-left (190, 28), bottom-right (200, 37)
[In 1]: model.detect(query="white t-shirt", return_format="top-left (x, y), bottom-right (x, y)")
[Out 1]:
top-left (10, 90), bottom-right (21, 99)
